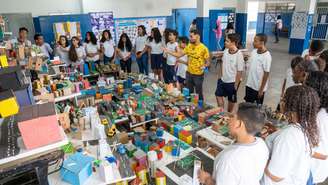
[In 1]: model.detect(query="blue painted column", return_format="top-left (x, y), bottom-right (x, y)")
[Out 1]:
top-left (235, 0), bottom-right (248, 48)
top-left (235, 13), bottom-right (248, 47)
top-left (288, 0), bottom-right (317, 54)
top-left (196, 0), bottom-right (210, 47)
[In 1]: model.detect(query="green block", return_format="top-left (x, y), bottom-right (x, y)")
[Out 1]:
top-left (61, 142), bottom-right (74, 154)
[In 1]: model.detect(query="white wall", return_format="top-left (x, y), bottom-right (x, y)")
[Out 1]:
top-left (209, 0), bottom-right (237, 10)
top-left (0, 0), bottom-right (82, 17)
top-left (171, 0), bottom-right (197, 9)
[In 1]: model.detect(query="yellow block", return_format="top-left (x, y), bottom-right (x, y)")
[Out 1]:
top-left (185, 135), bottom-right (192, 145)
top-left (116, 181), bottom-right (128, 185)
top-left (156, 176), bottom-right (166, 185)
top-left (0, 97), bottom-right (19, 117)
top-left (0, 55), bottom-right (8, 67)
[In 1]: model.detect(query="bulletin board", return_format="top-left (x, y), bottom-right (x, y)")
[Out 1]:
top-left (53, 22), bottom-right (81, 41)
top-left (114, 17), bottom-right (166, 44)
top-left (89, 12), bottom-right (115, 39)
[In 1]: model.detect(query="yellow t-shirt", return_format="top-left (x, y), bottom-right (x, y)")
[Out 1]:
top-left (184, 43), bottom-right (209, 75)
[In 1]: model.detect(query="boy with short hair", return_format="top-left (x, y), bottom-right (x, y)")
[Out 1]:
top-left (34, 33), bottom-right (53, 58)
top-left (215, 33), bottom-right (244, 112)
top-left (245, 33), bottom-right (272, 104)
top-left (198, 102), bottom-right (269, 185)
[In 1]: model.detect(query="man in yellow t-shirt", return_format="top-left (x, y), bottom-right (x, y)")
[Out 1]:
top-left (163, 29), bottom-right (210, 100)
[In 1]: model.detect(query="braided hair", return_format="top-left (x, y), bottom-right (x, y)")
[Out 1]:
top-left (284, 85), bottom-right (320, 149)
top-left (305, 71), bottom-right (328, 111)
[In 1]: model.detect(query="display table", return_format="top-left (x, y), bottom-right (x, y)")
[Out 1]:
top-left (196, 126), bottom-right (233, 149)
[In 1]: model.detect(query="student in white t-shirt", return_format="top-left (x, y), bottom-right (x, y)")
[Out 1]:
top-left (146, 27), bottom-right (164, 80)
top-left (34, 33), bottom-right (53, 59)
top-left (301, 40), bottom-right (324, 71)
top-left (69, 36), bottom-right (86, 72)
top-left (7, 27), bottom-right (32, 66)
top-left (262, 85), bottom-right (320, 185)
top-left (134, 25), bottom-right (149, 75)
top-left (278, 56), bottom-right (304, 110)
top-left (84, 31), bottom-right (100, 64)
top-left (245, 33), bottom-right (272, 105)
top-left (100, 30), bottom-right (115, 64)
top-left (116, 33), bottom-right (133, 73)
top-left (305, 72), bottom-right (328, 184)
top-left (164, 30), bottom-right (179, 84)
top-left (215, 33), bottom-right (244, 112)
top-left (176, 37), bottom-right (189, 90)
top-left (54, 35), bottom-right (70, 66)
top-left (274, 15), bottom-right (282, 43)
top-left (198, 102), bottom-right (269, 185)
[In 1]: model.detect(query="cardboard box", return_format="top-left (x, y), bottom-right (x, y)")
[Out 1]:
top-left (60, 152), bottom-right (94, 185)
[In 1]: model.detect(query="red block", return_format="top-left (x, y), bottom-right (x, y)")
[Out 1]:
top-left (156, 150), bottom-right (163, 160)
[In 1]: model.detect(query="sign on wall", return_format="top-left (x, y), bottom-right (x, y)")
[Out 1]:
top-left (114, 17), bottom-right (166, 44)
top-left (290, 12), bottom-right (308, 39)
top-left (89, 12), bottom-right (115, 40)
top-left (53, 22), bottom-right (81, 41)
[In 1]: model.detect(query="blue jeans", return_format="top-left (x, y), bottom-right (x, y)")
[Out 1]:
top-left (104, 55), bottom-right (114, 64)
top-left (307, 172), bottom-right (315, 185)
top-left (136, 52), bottom-right (148, 75)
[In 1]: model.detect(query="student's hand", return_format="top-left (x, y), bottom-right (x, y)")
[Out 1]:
top-left (198, 169), bottom-right (211, 184)
top-left (234, 83), bottom-right (239, 91)
top-left (304, 54), bottom-right (311, 62)
top-left (258, 89), bottom-right (264, 98)
top-left (162, 47), bottom-right (169, 53)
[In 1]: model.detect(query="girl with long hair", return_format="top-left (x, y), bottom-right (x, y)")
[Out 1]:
top-left (146, 27), bottom-right (164, 80)
top-left (69, 36), bottom-right (86, 72)
top-left (117, 33), bottom-right (132, 73)
top-left (135, 25), bottom-right (149, 75)
top-left (263, 85), bottom-right (320, 185)
top-left (100, 30), bottom-right (115, 64)
top-left (54, 35), bottom-right (70, 65)
top-left (84, 31), bottom-right (100, 64)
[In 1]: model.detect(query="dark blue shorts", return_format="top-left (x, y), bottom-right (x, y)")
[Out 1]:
top-left (177, 76), bottom-right (186, 84)
top-left (151, 54), bottom-right (163, 70)
top-left (244, 86), bottom-right (265, 105)
top-left (215, 79), bottom-right (237, 103)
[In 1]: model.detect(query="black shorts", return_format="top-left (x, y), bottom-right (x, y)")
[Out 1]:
top-left (150, 54), bottom-right (163, 70)
top-left (215, 79), bottom-right (237, 103)
top-left (177, 76), bottom-right (186, 84)
top-left (244, 86), bottom-right (265, 104)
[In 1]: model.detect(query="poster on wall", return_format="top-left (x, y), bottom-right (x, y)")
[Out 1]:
top-left (53, 22), bottom-right (81, 41)
top-left (114, 17), bottom-right (166, 44)
top-left (290, 12), bottom-right (308, 39)
top-left (89, 12), bottom-right (115, 40)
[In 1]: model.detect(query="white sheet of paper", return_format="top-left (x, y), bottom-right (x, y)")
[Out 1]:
top-left (321, 15), bottom-right (326, 24)
top-left (180, 174), bottom-right (193, 185)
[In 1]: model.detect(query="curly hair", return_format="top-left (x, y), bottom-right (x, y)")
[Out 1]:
top-left (319, 50), bottom-right (328, 72)
top-left (100, 30), bottom-right (112, 43)
top-left (305, 71), bottom-right (328, 111)
top-left (84, 31), bottom-right (97, 45)
top-left (284, 85), bottom-right (320, 149)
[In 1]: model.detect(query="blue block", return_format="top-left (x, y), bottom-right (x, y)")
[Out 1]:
top-left (83, 63), bottom-right (89, 75)
top-left (182, 88), bottom-right (189, 97)
top-left (81, 89), bottom-right (96, 96)
top-left (60, 152), bottom-right (94, 185)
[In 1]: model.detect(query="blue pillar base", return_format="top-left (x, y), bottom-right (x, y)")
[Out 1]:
top-left (288, 13), bottom-right (313, 55)
top-left (236, 13), bottom-right (248, 48)
top-left (196, 17), bottom-right (210, 47)
top-left (256, 13), bottom-right (265, 34)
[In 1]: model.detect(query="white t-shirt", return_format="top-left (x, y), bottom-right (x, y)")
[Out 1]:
top-left (213, 137), bottom-right (269, 185)
top-left (71, 46), bottom-right (86, 66)
top-left (311, 108), bottom-right (328, 183)
top-left (285, 68), bottom-right (295, 90)
top-left (135, 35), bottom-right (148, 53)
top-left (8, 38), bottom-right (32, 49)
top-left (39, 43), bottom-right (53, 58)
top-left (118, 46), bottom-right (131, 59)
top-left (84, 42), bottom-right (100, 61)
top-left (176, 55), bottom-right (188, 79)
top-left (276, 19), bottom-right (283, 30)
top-left (102, 39), bottom-right (115, 58)
top-left (146, 39), bottom-right (163, 54)
top-left (55, 45), bottom-right (70, 65)
top-left (301, 49), bottom-right (309, 58)
top-left (166, 42), bottom-right (179, 66)
top-left (246, 49), bottom-right (272, 91)
top-left (262, 124), bottom-right (311, 185)
top-left (221, 49), bottom-right (245, 83)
